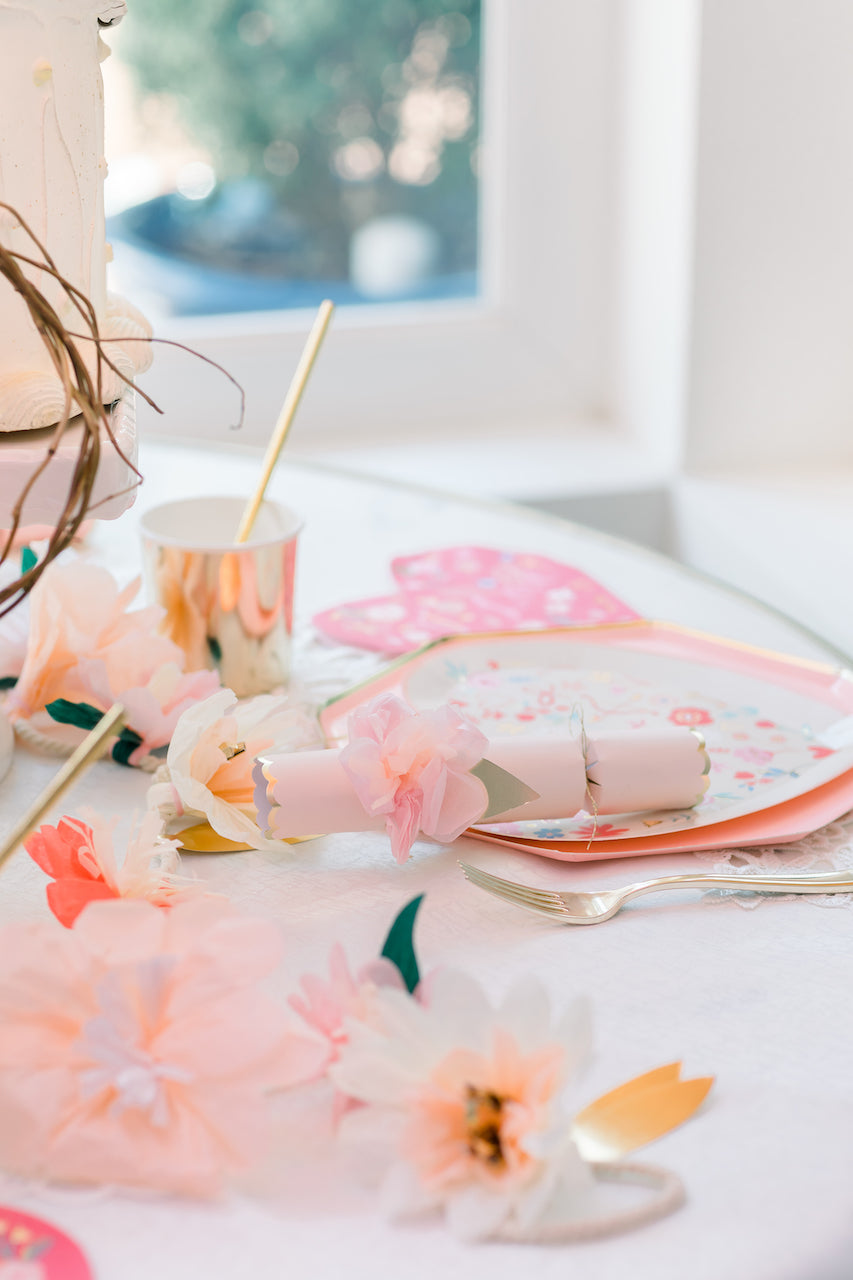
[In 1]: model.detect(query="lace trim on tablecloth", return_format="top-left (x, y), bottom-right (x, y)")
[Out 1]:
top-left (693, 814), bottom-right (853, 909)
top-left (291, 629), bottom-right (387, 710)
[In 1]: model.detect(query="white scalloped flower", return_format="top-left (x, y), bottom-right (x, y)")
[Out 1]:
top-left (147, 688), bottom-right (321, 852)
top-left (330, 971), bottom-right (594, 1242)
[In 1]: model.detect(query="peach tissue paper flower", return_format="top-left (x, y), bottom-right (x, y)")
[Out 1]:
top-left (24, 808), bottom-right (197, 928)
top-left (339, 693), bottom-right (489, 863)
top-left (6, 560), bottom-right (220, 762)
top-left (0, 899), bottom-right (328, 1196)
top-left (330, 971), bottom-right (594, 1241)
top-left (147, 687), bottom-right (321, 852)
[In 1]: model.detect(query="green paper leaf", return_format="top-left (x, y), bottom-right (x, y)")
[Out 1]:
top-left (46, 701), bottom-right (144, 767)
top-left (112, 732), bottom-right (143, 767)
top-left (112, 725), bottom-right (143, 766)
top-left (0, 676), bottom-right (17, 690)
top-left (207, 635), bottom-right (222, 662)
top-left (380, 894), bottom-right (424, 994)
top-left (20, 546), bottom-right (37, 574)
top-left (45, 700), bottom-right (105, 731)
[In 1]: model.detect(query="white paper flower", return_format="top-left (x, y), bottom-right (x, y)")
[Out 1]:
top-left (147, 688), bottom-right (321, 852)
top-left (330, 970), bottom-right (594, 1241)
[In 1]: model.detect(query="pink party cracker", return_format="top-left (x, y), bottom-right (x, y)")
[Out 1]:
top-left (313, 546), bottom-right (639, 653)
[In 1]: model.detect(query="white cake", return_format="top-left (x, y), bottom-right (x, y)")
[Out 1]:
top-left (0, 0), bottom-right (152, 433)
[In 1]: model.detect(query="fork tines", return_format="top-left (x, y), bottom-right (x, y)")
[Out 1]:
top-left (458, 862), bottom-right (569, 918)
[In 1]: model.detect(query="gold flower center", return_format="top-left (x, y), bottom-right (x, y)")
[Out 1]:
top-left (464, 1084), bottom-right (505, 1166)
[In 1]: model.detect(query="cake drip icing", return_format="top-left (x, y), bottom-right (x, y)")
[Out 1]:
top-left (0, 0), bottom-right (151, 431)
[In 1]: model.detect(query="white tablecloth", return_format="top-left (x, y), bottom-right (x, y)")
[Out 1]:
top-left (1, 441), bottom-right (851, 1280)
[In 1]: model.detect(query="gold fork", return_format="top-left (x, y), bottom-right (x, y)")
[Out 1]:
top-left (458, 861), bottom-right (853, 925)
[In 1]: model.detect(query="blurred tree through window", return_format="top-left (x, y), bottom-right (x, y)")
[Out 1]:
top-left (110, 0), bottom-right (481, 314)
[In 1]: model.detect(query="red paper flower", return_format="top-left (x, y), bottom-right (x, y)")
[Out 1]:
top-left (25, 810), bottom-right (193, 928)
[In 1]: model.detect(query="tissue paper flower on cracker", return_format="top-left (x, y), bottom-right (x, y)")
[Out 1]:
top-left (331, 971), bottom-right (594, 1241)
top-left (339, 694), bottom-right (489, 863)
top-left (0, 900), bottom-right (327, 1196)
top-left (24, 809), bottom-right (196, 928)
top-left (147, 687), bottom-right (321, 852)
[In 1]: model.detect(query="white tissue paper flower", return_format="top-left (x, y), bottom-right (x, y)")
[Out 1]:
top-left (147, 687), bottom-right (321, 852)
top-left (331, 969), bottom-right (594, 1242)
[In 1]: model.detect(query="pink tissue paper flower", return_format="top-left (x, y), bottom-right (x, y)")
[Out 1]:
top-left (290, 944), bottom-right (436, 1124)
top-left (0, 899), bottom-right (328, 1196)
top-left (290, 942), bottom-right (421, 1069)
top-left (25, 809), bottom-right (197, 928)
top-left (74, 657), bottom-right (220, 764)
top-left (339, 693), bottom-right (489, 863)
top-left (7, 561), bottom-right (219, 761)
top-left (331, 971), bottom-right (593, 1241)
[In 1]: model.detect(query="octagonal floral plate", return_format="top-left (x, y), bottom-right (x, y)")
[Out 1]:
top-left (320, 622), bottom-right (853, 856)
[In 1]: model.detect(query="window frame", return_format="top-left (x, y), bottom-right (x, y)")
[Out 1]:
top-left (127, 0), bottom-right (626, 451)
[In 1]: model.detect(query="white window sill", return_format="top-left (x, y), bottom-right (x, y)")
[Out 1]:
top-left (286, 423), bottom-right (672, 504)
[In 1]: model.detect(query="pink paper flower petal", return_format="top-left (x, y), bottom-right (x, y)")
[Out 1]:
top-left (340, 694), bottom-right (488, 863)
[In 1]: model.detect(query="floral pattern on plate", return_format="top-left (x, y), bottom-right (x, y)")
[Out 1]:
top-left (434, 667), bottom-right (837, 841)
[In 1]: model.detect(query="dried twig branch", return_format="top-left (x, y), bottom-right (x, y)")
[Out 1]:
top-left (0, 202), bottom-right (245, 617)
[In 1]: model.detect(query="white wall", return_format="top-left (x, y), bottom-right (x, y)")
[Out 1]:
top-left (685, 0), bottom-right (853, 472)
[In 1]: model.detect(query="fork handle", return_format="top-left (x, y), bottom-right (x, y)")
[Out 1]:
top-left (623, 870), bottom-right (853, 899)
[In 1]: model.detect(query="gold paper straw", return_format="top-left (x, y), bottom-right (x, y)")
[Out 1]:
top-left (0, 702), bottom-right (125, 875)
top-left (235, 299), bottom-right (335, 544)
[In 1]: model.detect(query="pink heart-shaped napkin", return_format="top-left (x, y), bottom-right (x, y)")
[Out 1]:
top-left (313, 546), bottom-right (639, 653)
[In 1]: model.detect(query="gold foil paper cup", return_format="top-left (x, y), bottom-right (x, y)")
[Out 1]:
top-left (140, 495), bottom-right (302, 697)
